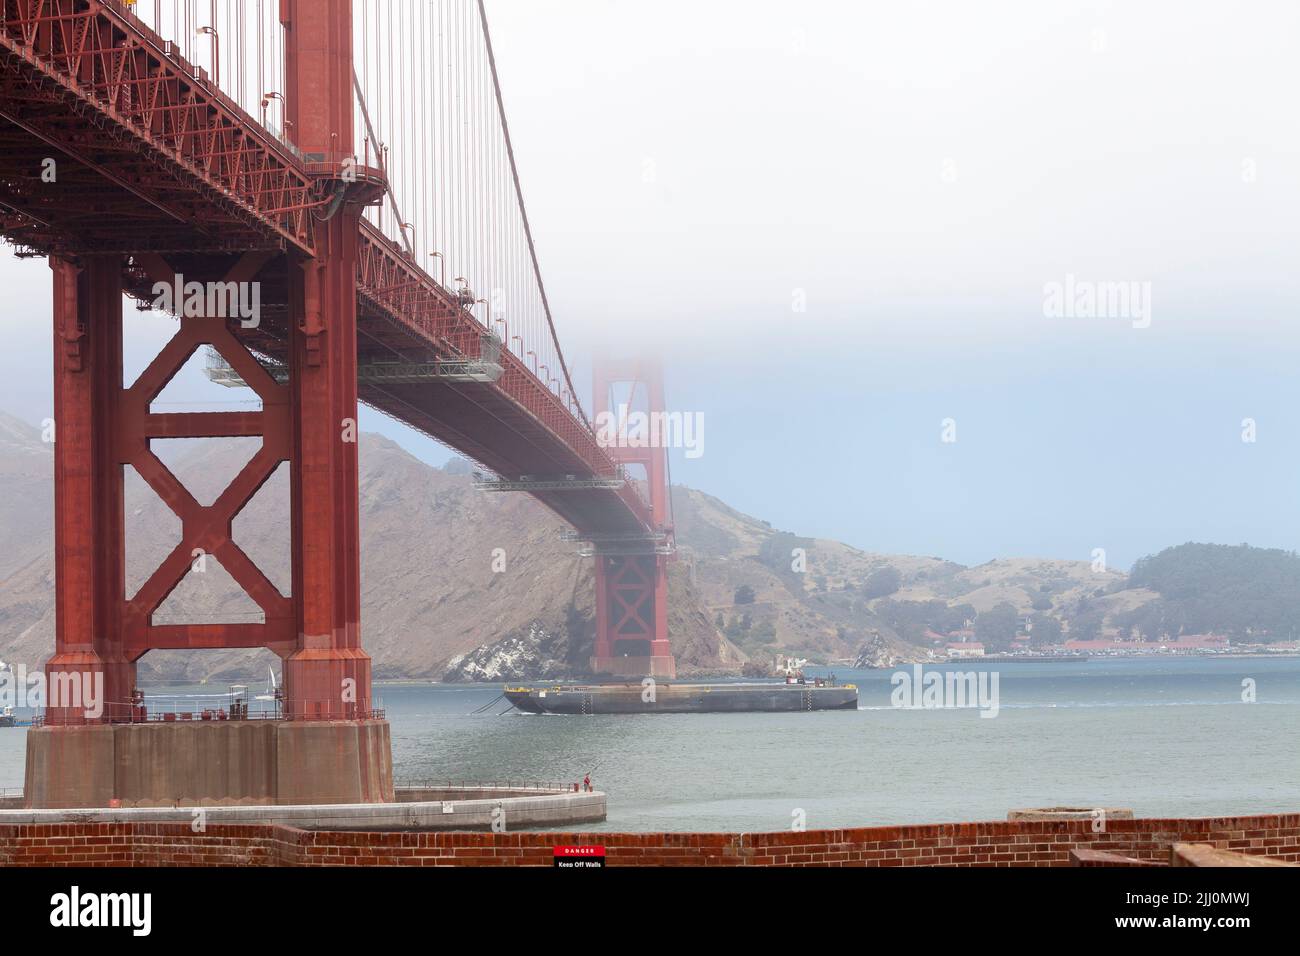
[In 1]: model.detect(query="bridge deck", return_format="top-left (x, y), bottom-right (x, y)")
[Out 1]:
top-left (0, 0), bottom-right (651, 537)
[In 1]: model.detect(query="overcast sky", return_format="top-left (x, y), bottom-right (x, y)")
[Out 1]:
top-left (2, 0), bottom-right (1298, 569)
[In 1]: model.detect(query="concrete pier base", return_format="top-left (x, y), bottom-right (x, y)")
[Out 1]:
top-left (24, 720), bottom-right (393, 809)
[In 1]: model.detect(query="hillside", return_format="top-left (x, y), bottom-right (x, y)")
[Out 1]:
top-left (0, 411), bottom-right (745, 681)
top-left (19, 409), bottom-right (1289, 684)
top-left (1117, 542), bottom-right (1300, 640)
top-left (0, 411), bottom-right (732, 679)
top-left (671, 484), bottom-right (1141, 659)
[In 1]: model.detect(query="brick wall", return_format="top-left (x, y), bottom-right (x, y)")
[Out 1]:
top-left (2, 813), bottom-right (1297, 867)
top-left (738, 816), bottom-right (1300, 866)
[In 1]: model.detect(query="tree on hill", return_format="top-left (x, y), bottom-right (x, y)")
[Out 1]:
top-left (871, 599), bottom-right (977, 645)
top-left (1126, 542), bottom-right (1300, 641)
top-left (941, 603), bottom-right (976, 633)
top-left (975, 602), bottom-right (1020, 651)
top-left (733, 584), bottom-right (756, 605)
top-left (1028, 613), bottom-right (1063, 646)
top-left (757, 532), bottom-right (814, 574)
top-left (862, 566), bottom-right (902, 600)
top-left (1067, 609), bottom-right (1104, 642)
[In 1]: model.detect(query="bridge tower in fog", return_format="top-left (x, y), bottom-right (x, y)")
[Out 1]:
top-left (589, 360), bottom-right (677, 679)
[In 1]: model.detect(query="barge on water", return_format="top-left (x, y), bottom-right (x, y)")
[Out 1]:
top-left (503, 680), bottom-right (858, 715)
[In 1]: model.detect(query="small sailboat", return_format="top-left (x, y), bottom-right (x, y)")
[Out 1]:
top-left (253, 665), bottom-right (279, 702)
top-left (0, 661), bottom-right (13, 727)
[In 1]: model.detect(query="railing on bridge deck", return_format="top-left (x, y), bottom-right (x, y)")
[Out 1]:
top-left (0, 0), bottom-right (322, 253)
top-left (34, 695), bottom-right (386, 727)
top-left (395, 779), bottom-right (595, 795)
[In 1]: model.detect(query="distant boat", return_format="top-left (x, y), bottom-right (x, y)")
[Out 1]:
top-left (0, 706), bottom-right (16, 728)
top-left (253, 665), bottom-right (279, 702)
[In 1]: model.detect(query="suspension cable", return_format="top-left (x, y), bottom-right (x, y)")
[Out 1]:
top-left (474, 0), bottom-right (589, 427)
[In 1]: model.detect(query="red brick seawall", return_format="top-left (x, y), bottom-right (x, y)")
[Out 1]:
top-left (2, 813), bottom-right (1298, 866)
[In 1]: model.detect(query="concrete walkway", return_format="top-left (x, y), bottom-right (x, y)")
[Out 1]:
top-left (0, 786), bottom-right (605, 831)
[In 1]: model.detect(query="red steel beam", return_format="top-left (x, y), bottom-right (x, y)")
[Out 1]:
top-left (0, 0), bottom-right (319, 253)
top-left (279, 0), bottom-right (372, 722)
top-left (591, 359), bottom-right (675, 677)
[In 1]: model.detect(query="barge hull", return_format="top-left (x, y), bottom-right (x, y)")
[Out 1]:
top-left (505, 683), bottom-right (858, 715)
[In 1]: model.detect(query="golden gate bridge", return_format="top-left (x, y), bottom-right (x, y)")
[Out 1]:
top-left (0, 0), bottom-right (674, 806)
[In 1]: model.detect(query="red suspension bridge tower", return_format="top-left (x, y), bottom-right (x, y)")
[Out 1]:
top-left (590, 359), bottom-right (677, 679)
top-left (5, 0), bottom-right (682, 807)
top-left (22, 0), bottom-right (391, 808)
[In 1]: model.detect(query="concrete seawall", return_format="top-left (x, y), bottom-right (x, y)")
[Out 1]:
top-left (0, 785), bottom-right (606, 832)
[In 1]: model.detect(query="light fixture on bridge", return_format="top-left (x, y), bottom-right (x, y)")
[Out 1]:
top-left (260, 91), bottom-right (285, 134)
top-left (196, 26), bottom-right (219, 88)
top-left (429, 251), bottom-right (445, 287)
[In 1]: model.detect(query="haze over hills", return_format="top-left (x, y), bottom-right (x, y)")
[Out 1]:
top-left (0, 409), bottom-right (1292, 685)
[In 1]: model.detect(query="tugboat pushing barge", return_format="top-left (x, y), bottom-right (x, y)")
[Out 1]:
top-left (504, 676), bottom-right (858, 714)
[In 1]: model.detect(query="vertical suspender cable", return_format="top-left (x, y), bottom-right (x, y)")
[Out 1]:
top-left (453, 0), bottom-right (461, 294)
top-left (358, 0), bottom-right (362, 210)
top-left (257, 0), bottom-right (264, 130)
top-left (439, 0), bottom-right (445, 279)
top-left (473, 0), bottom-right (587, 423)
top-left (208, 0), bottom-right (215, 88)
top-left (398, 0), bottom-right (404, 240)
top-left (423, 0), bottom-right (431, 266)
